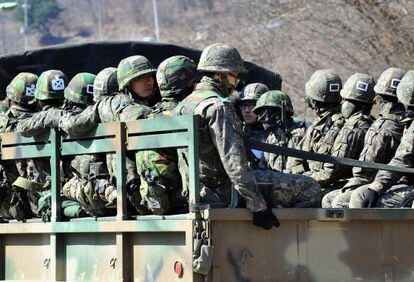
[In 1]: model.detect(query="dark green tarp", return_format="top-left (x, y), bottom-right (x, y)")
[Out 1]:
top-left (0, 41), bottom-right (282, 103)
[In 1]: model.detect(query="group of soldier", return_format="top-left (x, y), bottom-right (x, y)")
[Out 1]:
top-left (0, 42), bottom-right (412, 230)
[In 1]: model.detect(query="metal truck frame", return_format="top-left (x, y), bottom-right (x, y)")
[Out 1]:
top-left (0, 115), bottom-right (413, 281)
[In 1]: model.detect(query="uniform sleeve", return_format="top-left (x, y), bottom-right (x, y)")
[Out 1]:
top-left (370, 121), bottom-right (414, 194)
top-left (310, 121), bottom-right (368, 186)
top-left (16, 109), bottom-right (64, 137)
top-left (59, 104), bottom-right (100, 136)
top-left (345, 121), bottom-right (402, 189)
top-left (208, 103), bottom-right (266, 212)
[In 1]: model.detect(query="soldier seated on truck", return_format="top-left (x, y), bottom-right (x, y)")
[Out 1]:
top-left (173, 43), bottom-right (322, 230)
top-left (349, 70), bottom-right (414, 208)
top-left (136, 55), bottom-right (201, 215)
top-left (59, 56), bottom-right (155, 215)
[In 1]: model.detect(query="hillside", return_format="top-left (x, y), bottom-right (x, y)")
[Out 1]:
top-left (2, 0), bottom-right (413, 119)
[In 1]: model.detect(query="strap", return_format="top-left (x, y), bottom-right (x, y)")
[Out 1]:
top-left (245, 138), bottom-right (414, 175)
top-left (177, 90), bottom-right (219, 115)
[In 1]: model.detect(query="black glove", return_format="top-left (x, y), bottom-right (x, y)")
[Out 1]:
top-left (399, 192), bottom-right (414, 208)
top-left (252, 206), bottom-right (280, 230)
top-left (361, 189), bottom-right (379, 208)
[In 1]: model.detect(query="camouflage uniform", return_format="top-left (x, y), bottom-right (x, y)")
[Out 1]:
top-left (0, 72), bottom-right (38, 220)
top-left (349, 70), bottom-right (414, 208)
top-left (0, 98), bottom-right (10, 113)
top-left (60, 59), bottom-right (154, 214)
top-left (323, 68), bottom-right (406, 208)
top-left (253, 90), bottom-right (306, 172)
top-left (238, 83), bottom-right (268, 169)
top-left (136, 55), bottom-right (201, 215)
top-left (310, 73), bottom-right (375, 192)
top-left (288, 69), bottom-right (344, 175)
top-left (59, 73), bottom-right (117, 216)
top-left (174, 44), bottom-right (321, 213)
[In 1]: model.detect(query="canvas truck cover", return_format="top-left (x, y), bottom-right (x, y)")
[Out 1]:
top-left (0, 41), bottom-right (282, 103)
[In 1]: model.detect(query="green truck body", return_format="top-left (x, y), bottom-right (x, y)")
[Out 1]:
top-left (0, 42), bottom-right (413, 282)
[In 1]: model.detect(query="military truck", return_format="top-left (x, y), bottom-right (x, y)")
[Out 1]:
top-left (0, 42), bottom-right (413, 282)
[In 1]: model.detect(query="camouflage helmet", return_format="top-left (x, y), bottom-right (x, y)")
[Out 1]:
top-left (6, 72), bottom-right (38, 105)
top-left (253, 90), bottom-right (291, 114)
top-left (340, 73), bottom-right (375, 105)
top-left (117, 55), bottom-right (156, 91)
top-left (93, 67), bottom-right (118, 102)
top-left (197, 43), bottom-right (247, 74)
top-left (305, 69), bottom-right (342, 104)
top-left (64, 72), bottom-right (96, 105)
top-left (156, 55), bottom-right (201, 97)
top-left (374, 67), bottom-right (406, 97)
top-left (397, 70), bottom-right (414, 107)
top-left (35, 70), bottom-right (68, 101)
top-left (239, 83), bottom-right (269, 101)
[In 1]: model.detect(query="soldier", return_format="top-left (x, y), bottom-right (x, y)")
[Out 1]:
top-left (237, 83), bottom-right (268, 169)
top-left (173, 43), bottom-right (321, 229)
top-left (0, 97), bottom-right (11, 113)
top-left (60, 73), bottom-right (117, 216)
top-left (92, 67), bottom-right (118, 103)
top-left (0, 72), bottom-right (39, 220)
top-left (136, 55), bottom-right (201, 215)
top-left (308, 73), bottom-right (375, 191)
top-left (349, 70), bottom-right (414, 208)
top-left (118, 55), bottom-right (156, 106)
top-left (253, 90), bottom-right (306, 172)
top-left (59, 57), bottom-right (155, 214)
top-left (323, 68), bottom-right (406, 208)
top-left (288, 69), bottom-right (344, 175)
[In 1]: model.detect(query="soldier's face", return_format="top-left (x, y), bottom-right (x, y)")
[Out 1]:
top-left (130, 74), bottom-right (154, 98)
top-left (226, 73), bottom-right (240, 88)
top-left (240, 101), bottom-right (257, 124)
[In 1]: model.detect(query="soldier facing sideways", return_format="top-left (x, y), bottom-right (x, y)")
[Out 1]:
top-left (0, 72), bottom-right (39, 220)
top-left (173, 43), bottom-right (321, 229)
top-left (349, 70), bottom-right (414, 208)
top-left (135, 55), bottom-right (201, 215)
top-left (288, 69), bottom-right (344, 175)
top-left (237, 83), bottom-right (269, 169)
top-left (253, 90), bottom-right (306, 172)
top-left (59, 57), bottom-right (155, 215)
top-left (308, 73), bottom-right (375, 192)
top-left (323, 68), bottom-right (406, 208)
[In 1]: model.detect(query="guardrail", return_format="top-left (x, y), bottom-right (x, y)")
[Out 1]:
top-left (0, 115), bottom-right (200, 223)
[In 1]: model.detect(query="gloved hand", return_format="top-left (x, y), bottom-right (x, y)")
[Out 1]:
top-left (252, 206), bottom-right (280, 230)
top-left (361, 189), bottom-right (379, 208)
top-left (399, 192), bottom-right (414, 208)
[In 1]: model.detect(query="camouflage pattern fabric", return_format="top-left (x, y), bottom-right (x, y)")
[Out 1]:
top-left (349, 118), bottom-right (414, 208)
top-left (239, 83), bottom-right (269, 101)
top-left (397, 70), bottom-right (414, 106)
top-left (117, 55), bottom-right (156, 91)
top-left (6, 72), bottom-right (38, 105)
top-left (253, 170), bottom-right (321, 208)
top-left (93, 67), bottom-right (118, 102)
top-left (64, 72), bottom-right (96, 105)
top-left (135, 98), bottom-right (188, 215)
top-left (323, 110), bottom-right (404, 208)
top-left (34, 70), bottom-right (68, 101)
top-left (287, 106), bottom-right (344, 175)
top-left (156, 55), bottom-right (200, 98)
top-left (197, 43), bottom-right (247, 74)
top-left (308, 112), bottom-right (374, 187)
top-left (305, 69), bottom-right (342, 104)
top-left (0, 99), bottom-right (10, 113)
top-left (173, 76), bottom-right (267, 212)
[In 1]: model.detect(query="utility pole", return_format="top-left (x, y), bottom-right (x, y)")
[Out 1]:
top-left (97, 0), bottom-right (102, 41)
top-left (152, 0), bottom-right (159, 41)
top-left (22, 0), bottom-right (29, 50)
top-left (0, 2), bottom-right (18, 54)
